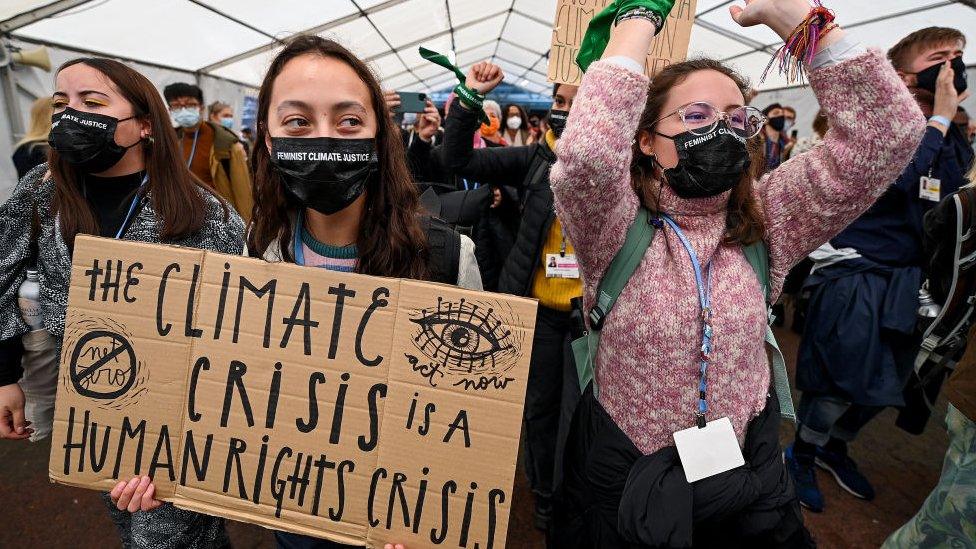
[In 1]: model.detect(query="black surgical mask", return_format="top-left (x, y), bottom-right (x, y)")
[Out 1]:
top-left (270, 137), bottom-right (377, 215)
top-left (548, 109), bottom-right (568, 138)
top-left (915, 56), bottom-right (968, 95)
top-left (655, 123), bottom-right (751, 199)
top-left (767, 115), bottom-right (786, 132)
top-left (48, 107), bottom-right (138, 173)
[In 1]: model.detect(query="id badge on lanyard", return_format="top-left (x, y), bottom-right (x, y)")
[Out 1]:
top-left (919, 173), bottom-right (941, 202)
top-left (660, 215), bottom-right (745, 483)
top-left (546, 235), bottom-right (580, 278)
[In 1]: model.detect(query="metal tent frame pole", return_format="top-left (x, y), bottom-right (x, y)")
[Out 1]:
top-left (0, 0), bottom-right (93, 33)
top-left (0, 63), bottom-right (24, 140)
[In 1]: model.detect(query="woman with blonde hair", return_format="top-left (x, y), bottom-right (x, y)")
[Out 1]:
top-left (12, 97), bottom-right (53, 178)
top-left (207, 100), bottom-right (235, 130)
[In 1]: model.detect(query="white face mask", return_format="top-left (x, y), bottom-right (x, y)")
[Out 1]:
top-left (506, 116), bottom-right (522, 130)
top-left (170, 107), bottom-right (201, 129)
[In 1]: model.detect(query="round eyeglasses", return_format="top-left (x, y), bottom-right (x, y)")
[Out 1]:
top-left (653, 101), bottom-right (766, 139)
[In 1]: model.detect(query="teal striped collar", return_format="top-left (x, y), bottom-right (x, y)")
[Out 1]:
top-left (300, 227), bottom-right (357, 259)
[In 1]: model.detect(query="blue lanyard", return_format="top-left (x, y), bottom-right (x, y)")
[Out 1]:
top-left (185, 126), bottom-right (200, 169)
top-left (661, 214), bottom-right (713, 428)
top-left (115, 175), bottom-right (148, 239)
top-left (293, 209), bottom-right (307, 266)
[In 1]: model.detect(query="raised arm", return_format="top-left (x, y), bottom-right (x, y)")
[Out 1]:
top-left (437, 62), bottom-right (536, 187)
top-left (549, 17), bottom-right (656, 285)
top-left (437, 104), bottom-right (535, 188)
top-left (759, 48), bottom-right (925, 292)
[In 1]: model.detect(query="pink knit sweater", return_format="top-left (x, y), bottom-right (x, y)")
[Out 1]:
top-left (550, 51), bottom-right (925, 455)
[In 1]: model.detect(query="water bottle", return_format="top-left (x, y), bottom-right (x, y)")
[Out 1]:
top-left (18, 269), bottom-right (44, 330)
top-left (917, 287), bottom-right (942, 319)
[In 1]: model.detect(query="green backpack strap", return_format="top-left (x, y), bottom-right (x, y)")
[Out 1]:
top-left (743, 240), bottom-right (796, 423)
top-left (573, 208), bottom-right (655, 396)
top-left (573, 217), bottom-right (796, 424)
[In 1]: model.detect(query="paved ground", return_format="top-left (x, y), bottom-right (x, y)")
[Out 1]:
top-left (0, 326), bottom-right (950, 548)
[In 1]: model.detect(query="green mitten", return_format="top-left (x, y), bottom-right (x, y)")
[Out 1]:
top-left (575, 0), bottom-right (676, 74)
top-left (418, 46), bottom-right (489, 124)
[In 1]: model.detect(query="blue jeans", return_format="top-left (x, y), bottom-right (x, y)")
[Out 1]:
top-left (796, 392), bottom-right (884, 447)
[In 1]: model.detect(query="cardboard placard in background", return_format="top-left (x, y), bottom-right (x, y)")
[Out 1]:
top-left (49, 236), bottom-right (536, 549)
top-left (548, 0), bottom-right (698, 85)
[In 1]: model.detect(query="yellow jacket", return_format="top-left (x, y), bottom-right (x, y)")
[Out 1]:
top-left (211, 138), bottom-right (253, 223)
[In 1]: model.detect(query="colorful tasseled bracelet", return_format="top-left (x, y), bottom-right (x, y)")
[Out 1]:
top-left (762, 1), bottom-right (837, 85)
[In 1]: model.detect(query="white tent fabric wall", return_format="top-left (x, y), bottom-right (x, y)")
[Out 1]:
top-left (0, 0), bottom-right (974, 196)
top-left (6, 1), bottom-right (973, 94)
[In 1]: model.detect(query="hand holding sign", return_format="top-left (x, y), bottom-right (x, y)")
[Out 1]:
top-left (548, 0), bottom-right (697, 86)
top-left (465, 61), bottom-right (504, 96)
top-left (0, 383), bottom-right (31, 440)
top-left (111, 476), bottom-right (163, 512)
top-left (51, 237), bottom-right (536, 548)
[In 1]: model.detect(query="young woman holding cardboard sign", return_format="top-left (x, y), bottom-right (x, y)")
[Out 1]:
top-left (111, 34), bottom-right (483, 549)
top-left (547, 0), bottom-right (925, 546)
top-left (0, 58), bottom-right (244, 546)
top-left (251, 34), bottom-right (482, 549)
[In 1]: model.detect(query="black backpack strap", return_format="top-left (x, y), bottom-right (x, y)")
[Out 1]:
top-left (422, 216), bottom-right (462, 284)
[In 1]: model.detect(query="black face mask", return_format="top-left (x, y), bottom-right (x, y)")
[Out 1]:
top-left (766, 115), bottom-right (785, 132)
top-left (270, 137), bottom-right (377, 215)
top-left (655, 123), bottom-right (751, 199)
top-left (548, 109), bottom-right (568, 138)
top-left (915, 56), bottom-right (968, 94)
top-left (48, 107), bottom-right (138, 173)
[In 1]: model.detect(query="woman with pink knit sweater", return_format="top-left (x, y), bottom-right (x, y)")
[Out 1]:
top-left (548, 0), bottom-right (925, 546)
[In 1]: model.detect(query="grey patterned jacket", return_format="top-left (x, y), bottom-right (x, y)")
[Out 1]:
top-left (0, 163), bottom-right (246, 343)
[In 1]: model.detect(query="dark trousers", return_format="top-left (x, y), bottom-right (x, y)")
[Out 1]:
top-left (524, 305), bottom-right (574, 501)
top-left (553, 389), bottom-right (813, 548)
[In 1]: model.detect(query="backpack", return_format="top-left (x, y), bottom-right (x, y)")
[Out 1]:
top-left (572, 207), bottom-right (796, 422)
top-left (896, 186), bottom-right (976, 434)
top-left (422, 216), bottom-right (462, 285)
top-left (917, 186), bottom-right (976, 372)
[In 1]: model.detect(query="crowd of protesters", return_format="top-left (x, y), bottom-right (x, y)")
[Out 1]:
top-left (1, 0), bottom-right (975, 547)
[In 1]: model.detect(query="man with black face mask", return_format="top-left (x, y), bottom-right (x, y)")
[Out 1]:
top-left (789, 27), bottom-right (974, 513)
top-left (760, 102), bottom-right (789, 173)
top-left (437, 62), bottom-right (579, 531)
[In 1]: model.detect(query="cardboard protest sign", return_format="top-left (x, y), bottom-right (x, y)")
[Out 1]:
top-left (548, 0), bottom-right (699, 85)
top-left (49, 236), bottom-right (536, 548)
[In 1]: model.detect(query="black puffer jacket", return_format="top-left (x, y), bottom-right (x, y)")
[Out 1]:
top-left (439, 105), bottom-right (556, 296)
top-left (553, 388), bottom-right (813, 548)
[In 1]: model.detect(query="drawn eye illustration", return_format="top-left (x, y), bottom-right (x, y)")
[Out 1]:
top-left (411, 298), bottom-right (513, 374)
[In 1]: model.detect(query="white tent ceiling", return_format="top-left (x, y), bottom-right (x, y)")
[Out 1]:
top-left (2, 0), bottom-right (975, 95)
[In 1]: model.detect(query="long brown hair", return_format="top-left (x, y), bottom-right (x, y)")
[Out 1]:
top-left (50, 57), bottom-right (219, 248)
top-left (632, 58), bottom-right (765, 245)
top-left (247, 35), bottom-right (428, 279)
